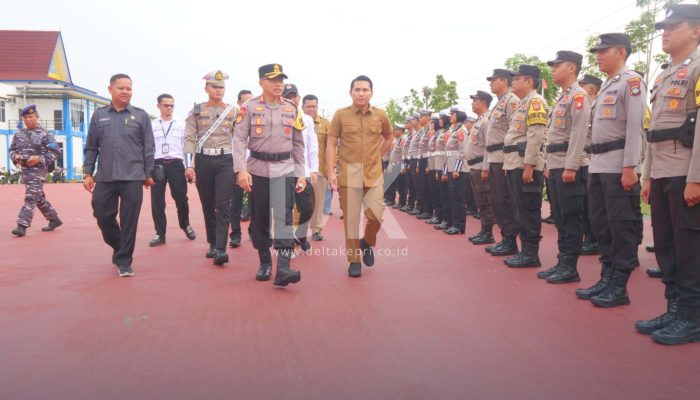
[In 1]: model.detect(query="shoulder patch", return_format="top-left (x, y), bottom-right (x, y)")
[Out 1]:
top-left (627, 77), bottom-right (641, 96)
top-left (236, 106), bottom-right (247, 124)
top-left (294, 110), bottom-right (305, 131)
top-left (694, 79), bottom-right (700, 107)
top-left (526, 98), bottom-right (547, 126)
top-left (573, 93), bottom-right (585, 110)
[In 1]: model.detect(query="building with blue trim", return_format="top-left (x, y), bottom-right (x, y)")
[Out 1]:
top-left (0, 30), bottom-right (110, 180)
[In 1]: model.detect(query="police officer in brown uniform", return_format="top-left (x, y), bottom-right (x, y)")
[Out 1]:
top-left (575, 34), bottom-right (646, 307)
top-left (578, 74), bottom-right (604, 256)
top-left (466, 91), bottom-right (496, 245)
top-left (635, 5), bottom-right (700, 345)
top-left (537, 51), bottom-right (592, 283)
top-left (484, 69), bottom-right (520, 256)
top-left (184, 71), bottom-right (236, 266)
top-left (326, 75), bottom-right (393, 278)
top-left (444, 108), bottom-right (470, 235)
top-left (234, 63), bottom-right (306, 286)
top-left (502, 65), bottom-right (547, 268)
top-left (303, 94), bottom-right (331, 242)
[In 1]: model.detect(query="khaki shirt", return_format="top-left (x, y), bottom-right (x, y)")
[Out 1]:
top-left (389, 136), bottom-right (403, 165)
top-left (464, 113), bottom-right (488, 171)
top-left (232, 96), bottom-right (305, 178)
top-left (644, 49), bottom-right (700, 182)
top-left (313, 114), bottom-right (331, 176)
top-left (590, 67), bottom-right (646, 173)
top-left (418, 126), bottom-right (430, 158)
top-left (434, 128), bottom-right (449, 172)
top-left (328, 104), bottom-right (393, 188)
top-left (402, 130), bottom-right (414, 161)
top-left (408, 127), bottom-right (425, 159)
top-left (504, 90), bottom-right (547, 171)
top-left (545, 83), bottom-right (591, 170)
top-left (446, 124), bottom-right (469, 173)
top-left (184, 102), bottom-right (236, 154)
top-left (427, 128), bottom-right (441, 170)
top-left (485, 91), bottom-right (519, 165)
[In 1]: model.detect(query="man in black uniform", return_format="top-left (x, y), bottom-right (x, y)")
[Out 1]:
top-left (184, 70), bottom-right (236, 266)
top-left (83, 73), bottom-right (155, 277)
top-left (229, 89), bottom-right (253, 248)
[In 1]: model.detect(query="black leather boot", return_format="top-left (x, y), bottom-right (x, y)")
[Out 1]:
top-left (41, 218), bottom-right (63, 232)
top-left (11, 224), bottom-right (27, 237)
top-left (213, 248), bottom-right (229, 266)
top-left (546, 254), bottom-right (581, 284)
top-left (490, 236), bottom-right (518, 256)
top-left (575, 263), bottom-right (613, 300)
top-left (651, 310), bottom-right (700, 345)
top-left (468, 231), bottom-right (483, 242)
top-left (590, 270), bottom-right (631, 307)
top-left (205, 245), bottom-right (216, 258)
top-left (537, 254), bottom-right (562, 279)
top-left (472, 226), bottom-right (495, 245)
top-left (635, 300), bottom-right (679, 335)
top-left (580, 237), bottom-right (599, 255)
top-left (435, 221), bottom-right (449, 230)
top-left (273, 249), bottom-right (301, 287)
top-left (256, 249), bottom-right (273, 281)
top-left (505, 243), bottom-right (541, 268)
top-left (426, 215), bottom-right (441, 224)
top-left (646, 267), bottom-right (662, 278)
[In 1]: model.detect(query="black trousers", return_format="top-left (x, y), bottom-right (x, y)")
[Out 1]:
top-left (489, 163), bottom-right (518, 238)
top-left (230, 184), bottom-right (244, 240)
top-left (194, 154), bottom-right (233, 250)
top-left (151, 159), bottom-right (190, 236)
top-left (464, 171), bottom-right (477, 212)
top-left (409, 159), bottom-right (421, 209)
top-left (582, 183), bottom-right (595, 241)
top-left (249, 174), bottom-right (295, 250)
top-left (651, 177), bottom-right (700, 317)
top-left (506, 168), bottom-right (543, 246)
top-left (92, 180), bottom-right (143, 267)
top-left (418, 158), bottom-right (430, 213)
top-left (587, 173), bottom-right (640, 273)
top-left (405, 160), bottom-right (415, 208)
top-left (447, 171), bottom-right (467, 230)
top-left (469, 169), bottom-right (495, 230)
top-left (294, 177), bottom-right (315, 241)
top-left (438, 172), bottom-right (449, 222)
top-left (428, 170), bottom-right (440, 217)
top-left (548, 167), bottom-right (586, 256)
top-left (383, 164), bottom-right (401, 204)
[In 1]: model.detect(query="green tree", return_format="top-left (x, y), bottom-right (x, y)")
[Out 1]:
top-left (504, 54), bottom-right (558, 105)
top-left (429, 75), bottom-right (459, 112)
top-left (402, 88), bottom-right (425, 116)
top-left (385, 98), bottom-right (406, 125)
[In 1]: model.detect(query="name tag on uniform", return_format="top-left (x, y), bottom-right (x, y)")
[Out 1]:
top-left (162, 143), bottom-right (169, 154)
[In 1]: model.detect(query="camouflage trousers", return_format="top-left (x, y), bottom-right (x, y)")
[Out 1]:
top-left (17, 177), bottom-right (58, 227)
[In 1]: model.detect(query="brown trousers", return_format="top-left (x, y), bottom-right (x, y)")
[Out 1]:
top-left (339, 185), bottom-right (385, 263)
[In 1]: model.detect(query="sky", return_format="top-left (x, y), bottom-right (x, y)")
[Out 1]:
top-left (1, 0), bottom-right (658, 119)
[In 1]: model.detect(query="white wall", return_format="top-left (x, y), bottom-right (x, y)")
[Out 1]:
top-left (72, 136), bottom-right (83, 175)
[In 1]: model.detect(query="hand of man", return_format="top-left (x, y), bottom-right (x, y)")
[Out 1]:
top-left (143, 178), bottom-right (155, 189)
top-left (295, 177), bottom-right (307, 193)
top-left (237, 170), bottom-right (253, 192)
top-left (327, 172), bottom-right (338, 192)
top-left (25, 156), bottom-right (41, 167)
top-left (83, 175), bottom-right (95, 193)
top-left (185, 167), bottom-right (196, 183)
top-left (310, 172), bottom-right (318, 185)
top-left (522, 165), bottom-right (534, 184)
top-left (562, 169), bottom-right (576, 183)
top-left (452, 171), bottom-right (459, 179)
top-left (685, 182), bottom-right (700, 207)
top-left (641, 180), bottom-right (651, 204)
top-left (481, 170), bottom-right (489, 183)
top-left (621, 167), bottom-right (639, 191)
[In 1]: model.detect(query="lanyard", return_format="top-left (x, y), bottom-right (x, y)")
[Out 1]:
top-left (159, 120), bottom-right (174, 140)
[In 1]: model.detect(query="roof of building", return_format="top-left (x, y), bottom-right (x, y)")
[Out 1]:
top-left (0, 30), bottom-right (72, 83)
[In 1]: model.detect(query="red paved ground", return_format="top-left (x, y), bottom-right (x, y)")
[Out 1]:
top-left (0, 183), bottom-right (698, 400)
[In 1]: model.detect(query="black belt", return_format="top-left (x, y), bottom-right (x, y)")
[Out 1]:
top-left (250, 150), bottom-right (291, 161)
top-left (647, 113), bottom-right (695, 149)
top-left (502, 142), bottom-right (527, 156)
top-left (486, 143), bottom-right (504, 152)
top-left (546, 142), bottom-right (569, 153)
top-left (590, 139), bottom-right (626, 154)
top-left (467, 156), bottom-right (484, 166)
top-left (155, 158), bottom-right (183, 165)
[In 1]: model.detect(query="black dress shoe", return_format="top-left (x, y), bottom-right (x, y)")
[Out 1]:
top-left (11, 224), bottom-right (27, 237)
top-left (580, 240), bottom-right (599, 255)
top-left (348, 262), bottom-right (362, 278)
top-left (417, 212), bottom-right (432, 219)
top-left (504, 253), bottom-right (541, 268)
top-left (646, 245), bottom-right (655, 253)
top-left (391, 204), bottom-right (403, 209)
top-left (229, 234), bottom-right (241, 248)
top-left (256, 263), bottom-right (272, 281)
top-left (426, 217), bottom-right (441, 224)
top-left (240, 214), bottom-right (250, 222)
top-left (472, 212), bottom-right (481, 220)
top-left (149, 234), bottom-right (165, 247)
top-left (647, 267), bottom-right (662, 278)
top-left (41, 218), bottom-right (63, 232)
top-left (651, 314), bottom-right (700, 345)
top-left (213, 249), bottom-right (229, 266)
top-left (435, 221), bottom-right (449, 230)
top-left (468, 231), bottom-right (483, 242)
top-left (542, 215), bottom-right (555, 224)
top-left (311, 232), bottom-right (324, 241)
top-left (360, 238), bottom-right (374, 267)
top-left (409, 208), bottom-right (421, 215)
top-left (444, 227), bottom-right (464, 235)
top-left (205, 245), bottom-right (216, 258)
top-left (472, 232), bottom-right (495, 245)
top-left (298, 238), bottom-right (311, 252)
top-left (184, 225), bottom-right (196, 240)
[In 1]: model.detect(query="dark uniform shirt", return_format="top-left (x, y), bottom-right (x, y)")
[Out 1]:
top-left (10, 127), bottom-right (61, 176)
top-left (84, 104), bottom-right (154, 182)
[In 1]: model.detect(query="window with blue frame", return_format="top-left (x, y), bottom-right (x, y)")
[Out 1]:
top-left (70, 101), bottom-right (84, 131)
top-left (0, 100), bottom-right (5, 123)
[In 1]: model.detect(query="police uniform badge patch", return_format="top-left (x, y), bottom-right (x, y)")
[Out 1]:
top-left (294, 112), bottom-right (305, 131)
top-left (628, 77), bottom-right (641, 96)
top-left (677, 68), bottom-right (688, 79)
top-left (573, 93), bottom-right (585, 110)
top-left (695, 79), bottom-right (700, 107)
top-left (526, 99), bottom-right (547, 126)
top-left (236, 106), bottom-right (247, 124)
top-left (668, 99), bottom-right (680, 111)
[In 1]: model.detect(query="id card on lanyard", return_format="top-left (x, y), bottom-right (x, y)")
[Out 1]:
top-left (160, 120), bottom-right (174, 154)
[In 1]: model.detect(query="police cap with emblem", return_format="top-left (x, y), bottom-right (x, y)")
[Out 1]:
top-left (655, 4), bottom-right (700, 30)
top-left (589, 33), bottom-right (631, 52)
top-left (203, 70), bottom-right (229, 87)
top-left (578, 74), bottom-right (603, 88)
top-left (20, 104), bottom-right (37, 117)
top-left (259, 63), bottom-right (289, 80)
top-left (283, 83), bottom-right (299, 98)
top-left (470, 90), bottom-right (493, 104)
top-left (419, 109), bottom-right (432, 117)
top-left (510, 64), bottom-right (541, 80)
top-left (395, 124), bottom-right (406, 130)
top-left (547, 50), bottom-right (583, 66)
top-left (486, 68), bottom-right (513, 81)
